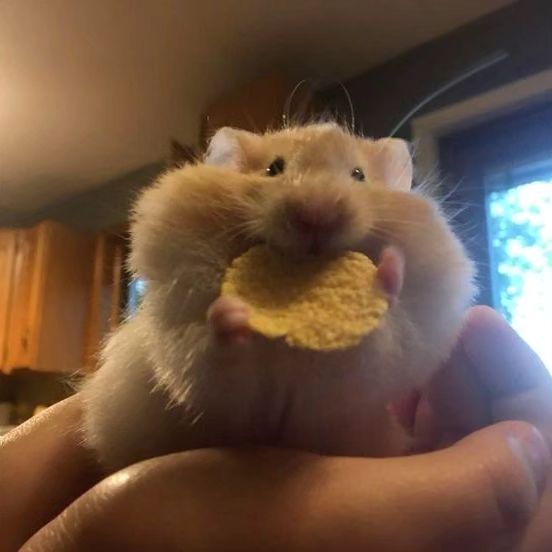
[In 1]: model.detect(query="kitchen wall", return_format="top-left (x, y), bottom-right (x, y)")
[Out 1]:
top-left (14, 0), bottom-right (552, 232)
top-left (27, 162), bottom-right (163, 232)
top-left (320, 0), bottom-right (552, 140)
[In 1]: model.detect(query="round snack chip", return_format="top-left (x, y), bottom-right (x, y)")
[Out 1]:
top-left (221, 245), bottom-right (388, 351)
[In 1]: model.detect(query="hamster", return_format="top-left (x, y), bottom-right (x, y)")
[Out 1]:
top-left (81, 123), bottom-right (476, 471)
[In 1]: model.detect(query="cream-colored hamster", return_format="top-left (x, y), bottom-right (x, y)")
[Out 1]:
top-left (81, 123), bottom-right (476, 471)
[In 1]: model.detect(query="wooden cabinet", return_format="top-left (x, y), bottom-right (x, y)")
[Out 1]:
top-left (4, 224), bottom-right (42, 370)
top-left (83, 230), bottom-right (127, 371)
top-left (1, 221), bottom-right (95, 374)
top-left (201, 73), bottom-right (317, 144)
top-left (0, 230), bottom-right (17, 368)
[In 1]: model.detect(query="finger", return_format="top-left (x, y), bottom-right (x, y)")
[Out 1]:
top-left (329, 421), bottom-right (550, 552)
top-left (520, 479), bottom-right (552, 552)
top-left (413, 336), bottom-right (489, 449)
top-left (461, 306), bottom-right (552, 434)
top-left (0, 395), bottom-right (100, 551)
top-left (462, 306), bottom-right (551, 396)
top-left (25, 421), bottom-right (550, 552)
top-left (407, 308), bottom-right (491, 450)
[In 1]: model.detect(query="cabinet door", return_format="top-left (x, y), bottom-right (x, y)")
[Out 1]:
top-left (83, 232), bottom-right (126, 371)
top-left (34, 221), bottom-right (94, 373)
top-left (4, 226), bottom-right (43, 371)
top-left (0, 230), bottom-right (17, 370)
top-left (4, 221), bottom-right (95, 374)
top-left (201, 73), bottom-right (316, 145)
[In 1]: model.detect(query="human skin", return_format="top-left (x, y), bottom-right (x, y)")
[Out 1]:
top-left (1, 306), bottom-right (551, 551)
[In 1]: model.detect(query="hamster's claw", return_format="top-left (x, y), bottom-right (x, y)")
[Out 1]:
top-left (376, 246), bottom-right (404, 308)
top-left (208, 296), bottom-right (251, 346)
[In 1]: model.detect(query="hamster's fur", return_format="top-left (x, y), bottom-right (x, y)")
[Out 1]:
top-left (82, 123), bottom-right (476, 471)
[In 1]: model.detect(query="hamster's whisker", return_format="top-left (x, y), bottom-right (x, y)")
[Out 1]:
top-left (372, 218), bottom-right (430, 229)
top-left (442, 205), bottom-right (474, 222)
top-left (215, 219), bottom-right (258, 242)
top-left (435, 179), bottom-right (467, 205)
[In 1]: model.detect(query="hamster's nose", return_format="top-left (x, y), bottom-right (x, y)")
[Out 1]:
top-left (285, 199), bottom-right (346, 247)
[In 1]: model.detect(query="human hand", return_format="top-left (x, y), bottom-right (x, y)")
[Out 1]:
top-left (3, 306), bottom-right (551, 551)
top-left (393, 305), bottom-right (552, 551)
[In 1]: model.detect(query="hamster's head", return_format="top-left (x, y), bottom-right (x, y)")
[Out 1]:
top-left (203, 123), bottom-right (476, 370)
top-left (131, 123), bottom-right (474, 338)
top-left (205, 123), bottom-right (413, 257)
top-left (131, 123), bottom-right (475, 394)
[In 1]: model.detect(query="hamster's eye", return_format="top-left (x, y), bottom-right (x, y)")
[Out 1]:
top-left (266, 157), bottom-right (285, 176)
top-left (351, 167), bottom-right (365, 182)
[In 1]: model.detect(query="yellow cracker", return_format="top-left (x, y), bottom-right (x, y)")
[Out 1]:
top-left (221, 245), bottom-right (388, 351)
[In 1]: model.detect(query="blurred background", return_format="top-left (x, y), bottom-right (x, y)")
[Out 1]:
top-left (0, 0), bottom-right (550, 433)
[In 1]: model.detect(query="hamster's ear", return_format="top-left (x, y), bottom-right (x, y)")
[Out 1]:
top-left (204, 127), bottom-right (260, 170)
top-left (361, 138), bottom-right (413, 191)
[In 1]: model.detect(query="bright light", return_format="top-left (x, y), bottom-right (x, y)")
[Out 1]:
top-left (487, 179), bottom-right (552, 371)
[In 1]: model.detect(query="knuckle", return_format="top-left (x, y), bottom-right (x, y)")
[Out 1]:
top-left (480, 424), bottom-right (541, 534)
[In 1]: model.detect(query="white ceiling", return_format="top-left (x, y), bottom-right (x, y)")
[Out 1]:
top-left (0, 0), bottom-right (513, 217)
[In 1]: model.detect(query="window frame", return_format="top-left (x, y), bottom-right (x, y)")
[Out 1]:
top-left (438, 100), bottom-right (552, 307)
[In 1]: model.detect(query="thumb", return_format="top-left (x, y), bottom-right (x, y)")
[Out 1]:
top-left (461, 306), bottom-right (552, 431)
top-left (21, 424), bottom-right (551, 552)
top-left (378, 420), bottom-right (550, 552)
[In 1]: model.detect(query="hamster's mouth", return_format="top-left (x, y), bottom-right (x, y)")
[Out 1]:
top-left (233, 236), bottom-right (405, 306)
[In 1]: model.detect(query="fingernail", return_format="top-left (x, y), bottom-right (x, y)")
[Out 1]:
top-left (508, 426), bottom-right (550, 493)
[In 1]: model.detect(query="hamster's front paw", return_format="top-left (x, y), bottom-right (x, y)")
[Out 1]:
top-left (376, 246), bottom-right (404, 308)
top-left (208, 296), bottom-right (251, 346)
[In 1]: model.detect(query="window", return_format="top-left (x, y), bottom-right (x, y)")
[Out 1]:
top-left (486, 162), bottom-right (552, 369)
top-left (126, 277), bottom-right (147, 317)
top-left (439, 101), bottom-right (552, 371)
